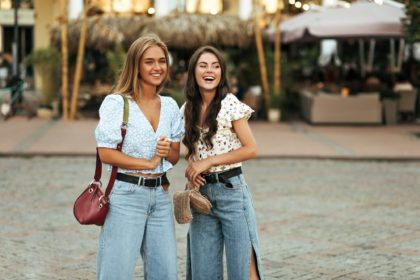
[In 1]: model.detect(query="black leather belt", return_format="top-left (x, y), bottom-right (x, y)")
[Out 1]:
top-left (116, 173), bottom-right (169, 188)
top-left (202, 167), bottom-right (242, 187)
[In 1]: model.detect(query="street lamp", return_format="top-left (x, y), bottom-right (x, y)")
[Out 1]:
top-left (13, 0), bottom-right (19, 78)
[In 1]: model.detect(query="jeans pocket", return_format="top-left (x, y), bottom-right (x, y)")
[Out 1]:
top-left (111, 181), bottom-right (135, 195)
top-left (221, 175), bottom-right (244, 190)
top-left (160, 183), bottom-right (170, 193)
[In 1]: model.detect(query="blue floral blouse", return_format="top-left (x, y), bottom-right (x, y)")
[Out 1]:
top-left (95, 93), bottom-right (184, 174)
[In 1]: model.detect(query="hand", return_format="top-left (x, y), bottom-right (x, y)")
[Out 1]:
top-left (149, 155), bottom-right (162, 169)
top-left (185, 158), bottom-right (212, 183)
top-left (192, 175), bottom-right (206, 188)
top-left (156, 136), bottom-right (171, 158)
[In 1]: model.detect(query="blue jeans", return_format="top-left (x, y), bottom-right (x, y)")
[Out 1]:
top-left (96, 180), bottom-right (177, 280)
top-left (186, 174), bottom-right (264, 280)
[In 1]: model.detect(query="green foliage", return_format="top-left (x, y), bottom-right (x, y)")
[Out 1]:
top-left (403, 0), bottom-right (420, 44)
top-left (106, 43), bottom-right (126, 84)
top-left (23, 47), bottom-right (61, 72)
top-left (23, 47), bottom-right (61, 106)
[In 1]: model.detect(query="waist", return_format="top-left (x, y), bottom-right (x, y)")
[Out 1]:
top-left (116, 172), bottom-right (169, 188)
top-left (126, 172), bottom-right (163, 178)
top-left (202, 167), bottom-right (242, 184)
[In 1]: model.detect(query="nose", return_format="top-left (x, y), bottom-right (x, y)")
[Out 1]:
top-left (153, 62), bottom-right (161, 69)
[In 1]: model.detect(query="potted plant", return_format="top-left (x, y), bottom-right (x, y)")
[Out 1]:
top-left (381, 88), bottom-right (400, 125)
top-left (267, 91), bottom-right (282, 122)
top-left (23, 47), bottom-right (61, 117)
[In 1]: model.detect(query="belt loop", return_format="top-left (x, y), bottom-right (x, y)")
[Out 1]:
top-left (215, 173), bottom-right (220, 183)
top-left (138, 177), bottom-right (143, 186)
top-left (158, 176), bottom-right (161, 187)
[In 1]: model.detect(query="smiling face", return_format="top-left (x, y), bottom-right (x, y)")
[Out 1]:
top-left (139, 45), bottom-right (168, 88)
top-left (194, 52), bottom-right (221, 94)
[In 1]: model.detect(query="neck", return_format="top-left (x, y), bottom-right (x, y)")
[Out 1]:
top-left (138, 82), bottom-right (158, 101)
top-left (200, 90), bottom-right (216, 106)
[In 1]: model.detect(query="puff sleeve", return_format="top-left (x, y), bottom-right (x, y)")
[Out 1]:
top-left (169, 99), bottom-right (184, 142)
top-left (226, 94), bottom-right (254, 121)
top-left (95, 94), bottom-right (124, 148)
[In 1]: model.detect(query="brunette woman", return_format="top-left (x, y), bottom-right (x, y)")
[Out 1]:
top-left (182, 46), bottom-right (263, 280)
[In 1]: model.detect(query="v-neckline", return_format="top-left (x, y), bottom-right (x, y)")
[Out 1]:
top-left (134, 95), bottom-right (162, 134)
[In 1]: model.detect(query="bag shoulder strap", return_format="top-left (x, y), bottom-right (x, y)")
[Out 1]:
top-left (93, 94), bottom-right (130, 197)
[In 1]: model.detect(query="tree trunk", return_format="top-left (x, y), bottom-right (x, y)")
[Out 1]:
top-left (70, 0), bottom-right (90, 120)
top-left (253, 0), bottom-right (270, 117)
top-left (274, 11), bottom-right (281, 95)
top-left (60, 0), bottom-right (69, 120)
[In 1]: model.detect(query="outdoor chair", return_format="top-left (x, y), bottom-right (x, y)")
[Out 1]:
top-left (397, 89), bottom-right (418, 121)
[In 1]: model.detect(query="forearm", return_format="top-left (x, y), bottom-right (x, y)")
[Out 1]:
top-left (166, 148), bottom-right (180, 165)
top-left (98, 148), bottom-right (160, 170)
top-left (206, 145), bottom-right (257, 168)
top-left (165, 142), bottom-right (180, 165)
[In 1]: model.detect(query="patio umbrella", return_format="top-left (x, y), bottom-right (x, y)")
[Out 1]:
top-left (276, 1), bottom-right (405, 43)
top-left (141, 14), bottom-right (254, 49)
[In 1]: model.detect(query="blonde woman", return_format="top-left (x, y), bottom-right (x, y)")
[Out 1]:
top-left (95, 34), bottom-right (183, 279)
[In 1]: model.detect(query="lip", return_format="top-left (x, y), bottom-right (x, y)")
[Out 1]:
top-left (202, 76), bottom-right (215, 82)
top-left (150, 73), bottom-right (163, 78)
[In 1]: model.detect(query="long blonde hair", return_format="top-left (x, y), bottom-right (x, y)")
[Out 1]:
top-left (115, 33), bottom-right (169, 100)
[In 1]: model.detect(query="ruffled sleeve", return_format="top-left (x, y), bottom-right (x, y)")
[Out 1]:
top-left (95, 94), bottom-right (124, 148)
top-left (225, 93), bottom-right (254, 122)
top-left (169, 99), bottom-right (184, 142)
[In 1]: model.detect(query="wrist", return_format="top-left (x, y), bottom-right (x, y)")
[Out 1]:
top-left (150, 156), bottom-right (161, 169)
top-left (206, 156), bottom-right (215, 168)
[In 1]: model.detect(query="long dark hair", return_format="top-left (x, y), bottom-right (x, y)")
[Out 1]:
top-left (182, 46), bottom-right (229, 160)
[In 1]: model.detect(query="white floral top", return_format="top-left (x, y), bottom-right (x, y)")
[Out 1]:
top-left (181, 93), bottom-right (254, 173)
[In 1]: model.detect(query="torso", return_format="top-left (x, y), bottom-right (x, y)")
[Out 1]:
top-left (136, 97), bottom-right (161, 132)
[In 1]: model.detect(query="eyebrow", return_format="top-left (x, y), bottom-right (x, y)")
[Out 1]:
top-left (198, 61), bottom-right (220, 65)
top-left (143, 57), bottom-right (166, 61)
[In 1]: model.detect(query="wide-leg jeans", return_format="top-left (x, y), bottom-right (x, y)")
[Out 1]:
top-left (187, 174), bottom-right (264, 280)
top-left (97, 180), bottom-right (177, 280)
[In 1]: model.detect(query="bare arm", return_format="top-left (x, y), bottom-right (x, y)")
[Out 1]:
top-left (166, 142), bottom-right (180, 165)
top-left (98, 148), bottom-right (162, 170)
top-left (186, 118), bottom-right (257, 182)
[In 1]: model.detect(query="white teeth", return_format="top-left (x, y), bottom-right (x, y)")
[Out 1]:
top-left (203, 76), bottom-right (214, 81)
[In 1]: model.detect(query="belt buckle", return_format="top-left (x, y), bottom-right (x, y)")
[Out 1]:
top-left (140, 176), bottom-right (162, 188)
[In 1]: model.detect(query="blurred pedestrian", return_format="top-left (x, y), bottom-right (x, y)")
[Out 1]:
top-left (181, 46), bottom-right (264, 280)
top-left (0, 52), bottom-right (13, 88)
top-left (95, 33), bottom-right (183, 280)
top-left (229, 75), bottom-right (246, 101)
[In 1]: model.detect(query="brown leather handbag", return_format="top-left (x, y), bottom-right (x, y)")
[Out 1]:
top-left (73, 95), bottom-right (129, 226)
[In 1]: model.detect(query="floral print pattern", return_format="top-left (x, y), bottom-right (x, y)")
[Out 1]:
top-left (182, 93), bottom-right (254, 173)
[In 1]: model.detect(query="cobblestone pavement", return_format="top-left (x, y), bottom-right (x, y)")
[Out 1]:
top-left (1, 157), bottom-right (420, 280)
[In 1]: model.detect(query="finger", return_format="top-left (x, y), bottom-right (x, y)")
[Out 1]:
top-left (197, 175), bottom-right (206, 185)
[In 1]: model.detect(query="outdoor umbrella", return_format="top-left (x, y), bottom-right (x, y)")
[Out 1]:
top-left (276, 1), bottom-right (405, 43)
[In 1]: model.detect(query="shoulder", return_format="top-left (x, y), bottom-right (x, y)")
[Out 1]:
top-left (221, 93), bottom-right (244, 109)
top-left (161, 96), bottom-right (182, 117)
top-left (100, 93), bottom-right (125, 111)
top-left (222, 93), bottom-right (240, 105)
top-left (102, 93), bottom-right (125, 105)
top-left (161, 95), bottom-right (180, 108)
